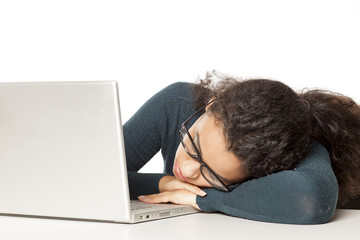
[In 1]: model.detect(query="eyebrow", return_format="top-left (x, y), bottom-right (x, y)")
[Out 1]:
top-left (195, 130), bottom-right (231, 183)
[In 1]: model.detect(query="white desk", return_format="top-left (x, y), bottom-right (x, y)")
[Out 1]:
top-left (0, 210), bottom-right (359, 240)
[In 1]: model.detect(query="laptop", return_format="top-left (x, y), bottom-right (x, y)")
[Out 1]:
top-left (0, 81), bottom-right (199, 223)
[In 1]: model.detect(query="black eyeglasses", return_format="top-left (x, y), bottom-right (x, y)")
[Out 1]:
top-left (179, 100), bottom-right (231, 192)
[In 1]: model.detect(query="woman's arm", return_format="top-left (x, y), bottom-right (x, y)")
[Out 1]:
top-left (123, 82), bottom-right (196, 199)
top-left (140, 141), bottom-right (338, 223)
top-left (197, 141), bottom-right (339, 224)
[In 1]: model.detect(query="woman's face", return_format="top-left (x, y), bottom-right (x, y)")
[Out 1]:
top-left (173, 111), bottom-right (247, 188)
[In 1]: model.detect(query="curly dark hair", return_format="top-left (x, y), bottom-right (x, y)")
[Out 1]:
top-left (192, 70), bottom-right (360, 205)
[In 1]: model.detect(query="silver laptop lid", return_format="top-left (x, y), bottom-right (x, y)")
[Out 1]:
top-left (0, 81), bottom-right (131, 222)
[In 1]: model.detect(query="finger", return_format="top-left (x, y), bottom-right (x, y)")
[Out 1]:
top-left (138, 190), bottom-right (200, 210)
top-left (182, 184), bottom-right (207, 197)
top-left (138, 193), bottom-right (170, 204)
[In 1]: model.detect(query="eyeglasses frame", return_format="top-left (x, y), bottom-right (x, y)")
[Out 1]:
top-left (178, 99), bottom-right (231, 192)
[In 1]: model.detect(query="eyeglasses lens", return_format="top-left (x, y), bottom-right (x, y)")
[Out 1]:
top-left (180, 128), bottom-right (198, 156)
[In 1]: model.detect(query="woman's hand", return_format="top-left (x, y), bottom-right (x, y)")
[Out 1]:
top-left (137, 175), bottom-right (207, 210)
top-left (138, 189), bottom-right (201, 210)
top-left (158, 175), bottom-right (207, 196)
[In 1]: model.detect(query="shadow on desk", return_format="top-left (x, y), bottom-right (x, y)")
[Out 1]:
top-left (331, 195), bottom-right (360, 222)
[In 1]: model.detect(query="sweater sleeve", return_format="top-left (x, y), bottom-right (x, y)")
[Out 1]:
top-left (123, 82), bottom-right (195, 199)
top-left (196, 141), bottom-right (339, 224)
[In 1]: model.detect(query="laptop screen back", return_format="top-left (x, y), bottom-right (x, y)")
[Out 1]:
top-left (0, 81), bottom-right (131, 222)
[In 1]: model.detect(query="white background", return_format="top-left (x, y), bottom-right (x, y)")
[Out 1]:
top-left (1, 0), bottom-right (359, 173)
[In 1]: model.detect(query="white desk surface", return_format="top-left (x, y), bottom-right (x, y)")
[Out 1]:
top-left (0, 210), bottom-right (358, 240)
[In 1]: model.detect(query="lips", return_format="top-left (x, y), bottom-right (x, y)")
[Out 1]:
top-left (174, 162), bottom-right (188, 182)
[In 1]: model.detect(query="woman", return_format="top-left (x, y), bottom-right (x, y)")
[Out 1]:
top-left (124, 71), bottom-right (360, 224)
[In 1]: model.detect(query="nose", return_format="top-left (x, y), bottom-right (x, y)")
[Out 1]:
top-left (181, 157), bottom-right (201, 179)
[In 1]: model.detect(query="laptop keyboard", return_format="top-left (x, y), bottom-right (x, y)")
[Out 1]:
top-left (130, 200), bottom-right (154, 211)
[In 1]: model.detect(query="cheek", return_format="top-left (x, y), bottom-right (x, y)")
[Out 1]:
top-left (196, 174), bottom-right (213, 188)
top-left (173, 144), bottom-right (211, 187)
